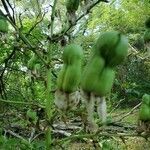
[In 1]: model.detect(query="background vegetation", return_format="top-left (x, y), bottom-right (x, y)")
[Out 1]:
top-left (0, 0), bottom-right (150, 149)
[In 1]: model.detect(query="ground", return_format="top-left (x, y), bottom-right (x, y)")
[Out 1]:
top-left (0, 107), bottom-right (150, 149)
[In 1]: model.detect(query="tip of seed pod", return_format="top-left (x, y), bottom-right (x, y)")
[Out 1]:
top-left (145, 18), bottom-right (150, 28)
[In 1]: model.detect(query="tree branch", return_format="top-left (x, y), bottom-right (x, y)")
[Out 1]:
top-left (0, 48), bottom-right (16, 78)
top-left (0, 98), bottom-right (45, 108)
top-left (27, 13), bottom-right (46, 36)
top-left (5, 0), bottom-right (16, 24)
top-left (50, 0), bottom-right (58, 37)
top-left (109, 98), bottom-right (125, 115)
top-left (116, 102), bottom-right (142, 122)
top-left (0, 9), bottom-right (47, 66)
top-left (4, 129), bottom-right (29, 143)
top-left (53, 131), bottom-right (149, 145)
top-left (1, 0), bottom-right (15, 24)
top-left (50, 0), bottom-right (108, 41)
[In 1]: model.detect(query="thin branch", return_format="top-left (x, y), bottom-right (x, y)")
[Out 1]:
top-left (0, 78), bottom-right (7, 99)
top-left (6, 66), bottom-right (27, 74)
top-left (10, 16), bottom-right (47, 66)
top-left (27, 33), bottom-right (45, 46)
top-left (52, 129), bottom-right (72, 137)
top-left (1, 0), bottom-right (15, 24)
top-left (18, 13), bottom-right (23, 29)
top-left (4, 129), bottom-right (28, 143)
top-left (27, 13), bottom-right (46, 36)
top-left (109, 98), bottom-right (125, 115)
top-left (50, 0), bottom-right (58, 37)
top-left (76, 0), bottom-right (108, 22)
top-left (50, 0), bottom-right (108, 41)
top-left (29, 128), bottom-right (36, 143)
top-left (6, 0), bottom-right (16, 24)
top-left (0, 9), bottom-right (47, 67)
top-left (116, 102), bottom-right (142, 122)
top-left (53, 131), bottom-right (149, 145)
top-left (30, 132), bottom-right (44, 142)
top-left (36, 0), bottom-right (42, 17)
top-left (18, 9), bottom-right (28, 29)
top-left (0, 98), bottom-right (45, 108)
top-left (0, 48), bottom-right (16, 78)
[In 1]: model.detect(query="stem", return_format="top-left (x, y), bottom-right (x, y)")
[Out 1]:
top-left (45, 0), bottom-right (58, 147)
top-left (46, 67), bottom-right (52, 120)
top-left (53, 132), bottom-right (149, 145)
top-left (116, 102), bottom-right (142, 122)
top-left (0, 98), bottom-right (45, 108)
top-left (50, 0), bottom-right (58, 37)
top-left (45, 44), bottom-right (53, 149)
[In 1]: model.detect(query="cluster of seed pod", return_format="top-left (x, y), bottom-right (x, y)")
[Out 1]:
top-left (55, 31), bottom-right (128, 132)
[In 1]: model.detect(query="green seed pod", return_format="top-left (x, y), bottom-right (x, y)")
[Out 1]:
top-left (57, 64), bottom-right (67, 90)
top-left (63, 44), bottom-right (83, 65)
top-left (57, 44), bottom-right (83, 92)
top-left (94, 31), bottom-right (128, 67)
top-left (142, 94), bottom-right (150, 106)
top-left (94, 67), bottom-right (115, 96)
top-left (144, 29), bottom-right (150, 43)
top-left (0, 16), bottom-right (8, 33)
top-left (139, 94), bottom-right (150, 121)
top-left (62, 62), bottom-right (82, 93)
top-left (81, 56), bottom-right (105, 93)
top-left (139, 104), bottom-right (150, 121)
top-left (65, 0), bottom-right (80, 12)
top-left (95, 31), bottom-right (119, 57)
top-left (145, 17), bottom-right (150, 28)
top-left (107, 35), bottom-right (128, 67)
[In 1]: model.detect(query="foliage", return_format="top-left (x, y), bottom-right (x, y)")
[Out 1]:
top-left (0, 0), bottom-right (150, 149)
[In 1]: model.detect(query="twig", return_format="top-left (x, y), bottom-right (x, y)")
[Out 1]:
top-left (76, 0), bottom-right (108, 23)
top-left (109, 98), bottom-right (125, 115)
top-left (50, 0), bottom-right (58, 37)
top-left (51, 0), bottom-right (108, 41)
top-left (116, 102), bottom-right (142, 122)
top-left (29, 128), bottom-right (36, 143)
top-left (6, 0), bottom-right (15, 24)
top-left (1, 0), bottom-right (15, 24)
top-left (30, 132), bottom-right (44, 142)
top-left (18, 10), bottom-right (27, 28)
top-left (0, 98), bottom-right (45, 108)
top-left (53, 123), bottom-right (82, 130)
top-left (27, 13), bottom-right (46, 36)
top-left (27, 33), bottom-right (45, 46)
top-left (53, 131), bottom-right (149, 145)
top-left (128, 44), bottom-right (148, 60)
top-left (0, 9), bottom-right (47, 66)
top-left (0, 48), bottom-right (16, 77)
top-left (52, 129), bottom-right (72, 137)
top-left (4, 129), bottom-right (28, 143)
